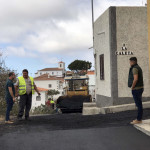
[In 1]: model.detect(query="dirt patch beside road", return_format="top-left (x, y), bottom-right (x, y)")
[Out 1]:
top-left (0, 115), bottom-right (17, 124)
top-left (0, 116), bottom-right (4, 121)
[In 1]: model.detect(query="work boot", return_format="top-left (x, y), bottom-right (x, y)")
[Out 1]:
top-left (5, 120), bottom-right (14, 124)
top-left (130, 119), bottom-right (142, 125)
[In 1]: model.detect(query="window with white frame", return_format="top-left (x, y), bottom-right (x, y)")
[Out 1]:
top-left (36, 96), bottom-right (41, 101)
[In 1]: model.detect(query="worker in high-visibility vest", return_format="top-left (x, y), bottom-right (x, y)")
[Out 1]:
top-left (50, 99), bottom-right (55, 109)
top-left (15, 69), bottom-right (40, 121)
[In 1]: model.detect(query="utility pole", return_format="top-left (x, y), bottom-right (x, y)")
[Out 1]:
top-left (91, 0), bottom-right (94, 48)
top-left (148, 0), bottom-right (150, 70)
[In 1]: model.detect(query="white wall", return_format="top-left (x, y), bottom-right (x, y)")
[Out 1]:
top-left (34, 80), bottom-right (64, 100)
top-left (35, 70), bottom-right (63, 78)
top-left (89, 85), bottom-right (95, 99)
top-left (88, 74), bottom-right (96, 99)
top-left (94, 9), bottom-right (111, 97)
top-left (58, 62), bottom-right (65, 70)
top-left (32, 91), bottom-right (48, 109)
top-left (88, 74), bottom-right (95, 86)
top-left (116, 7), bottom-right (150, 98)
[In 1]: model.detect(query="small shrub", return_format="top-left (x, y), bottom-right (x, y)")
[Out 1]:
top-left (31, 104), bottom-right (54, 115)
top-left (0, 100), bottom-right (19, 117)
top-left (0, 100), bottom-right (7, 116)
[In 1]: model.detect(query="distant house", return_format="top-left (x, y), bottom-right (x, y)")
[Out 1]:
top-left (35, 62), bottom-right (65, 78)
top-left (33, 62), bottom-right (66, 101)
top-left (34, 74), bottom-right (64, 100)
top-left (32, 87), bottom-right (48, 109)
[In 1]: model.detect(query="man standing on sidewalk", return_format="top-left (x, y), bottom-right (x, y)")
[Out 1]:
top-left (15, 69), bottom-right (40, 121)
top-left (128, 57), bottom-right (144, 124)
top-left (5, 72), bottom-right (16, 124)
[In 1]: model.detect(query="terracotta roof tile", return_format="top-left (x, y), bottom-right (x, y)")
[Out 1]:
top-left (39, 68), bottom-right (63, 71)
top-left (34, 74), bottom-right (64, 82)
top-left (37, 87), bottom-right (48, 92)
top-left (87, 71), bottom-right (95, 75)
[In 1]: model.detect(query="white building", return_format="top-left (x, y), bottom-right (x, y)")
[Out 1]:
top-left (33, 61), bottom-right (65, 103)
top-left (35, 61), bottom-right (65, 77)
top-left (87, 71), bottom-right (95, 100)
top-left (94, 7), bottom-right (150, 107)
top-left (32, 87), bottom-right (48, 109)
top-left (34, 74), bottom-right (64, 100)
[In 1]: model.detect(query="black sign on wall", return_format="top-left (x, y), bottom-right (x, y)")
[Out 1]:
top-left (116, 43), bottom-right (133, 55)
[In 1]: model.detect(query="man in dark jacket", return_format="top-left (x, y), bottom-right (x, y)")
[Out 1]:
top-left (128, 57), bottom-right (144, 124)
top-left (5, 72), bottom-right (16, 124)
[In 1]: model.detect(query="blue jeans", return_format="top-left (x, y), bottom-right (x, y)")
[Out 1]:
top-left (132, 88), bottom-right (144, 121)
top-left (6, 98), bottom-right (14, 121)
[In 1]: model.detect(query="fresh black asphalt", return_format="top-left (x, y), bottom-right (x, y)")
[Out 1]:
top-left (0, 109), bottom-right (150, 150)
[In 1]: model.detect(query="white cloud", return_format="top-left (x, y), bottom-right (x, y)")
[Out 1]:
top-left (42, 57), bottom-right (59, 64)
top-left (0, 0), bottom-right (146, 65)
top-left (6, 46), bottom-right (38, 58)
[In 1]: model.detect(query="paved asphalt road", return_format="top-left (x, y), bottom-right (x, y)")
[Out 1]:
top-left (0, 109), bottom-right (150, 150)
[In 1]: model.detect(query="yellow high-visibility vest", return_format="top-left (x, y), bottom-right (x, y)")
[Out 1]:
top-left (18, 76), bottom-right (35, 95)
top-left (50, 100), bottom-right (55, 104)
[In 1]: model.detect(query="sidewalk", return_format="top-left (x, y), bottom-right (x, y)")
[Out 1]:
top-left (134, 119), bottom-right (150, 136)
top-left (83, 101), bottom-right (150, 115)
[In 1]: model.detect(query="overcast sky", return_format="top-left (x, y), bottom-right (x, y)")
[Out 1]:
top-left (0, 0), bottom-right (147, 76)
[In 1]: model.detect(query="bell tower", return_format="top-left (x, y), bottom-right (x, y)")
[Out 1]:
top-left (58, 61), bottom-right (65, 70)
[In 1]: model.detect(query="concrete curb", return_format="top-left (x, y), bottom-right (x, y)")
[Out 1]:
top-left (134, 119), bottom-right (150, 136)
top-left (83, 103), bottom-right (97, 107)
top-left (82, 107), bottom-right (101, 115)
top-left (82, 101), bottom-right (150, 115)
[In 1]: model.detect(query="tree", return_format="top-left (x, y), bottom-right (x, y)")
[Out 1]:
top-left (68, 60), bottom-right (92, 74)
top-left (0, 51), bottom-right (17, 101)
top-left (47, 89), bottom-right (60, 99)
top-left (0, 50), bottom-right (18, 116)
top-left (0, 51), bottom-right (10, 101)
